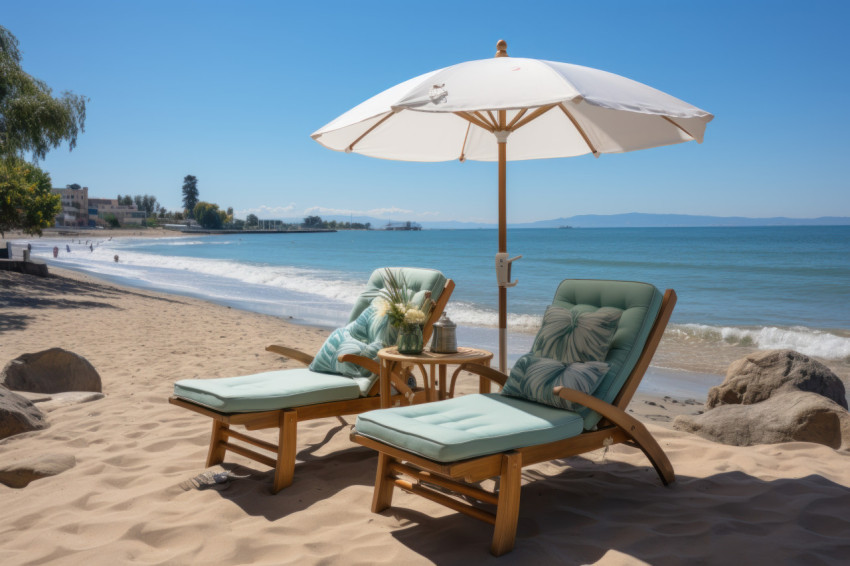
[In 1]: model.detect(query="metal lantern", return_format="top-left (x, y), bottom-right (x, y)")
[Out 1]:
top-left (430, 312), bottom-right (458, 353)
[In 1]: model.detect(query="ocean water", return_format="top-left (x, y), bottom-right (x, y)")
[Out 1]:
top-left (20, 226), bottom-right (850, 386)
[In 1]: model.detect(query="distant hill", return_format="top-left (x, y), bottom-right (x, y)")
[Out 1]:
top-left (273, 213), bottom-right (850, 230)
top-left (513, 213), bottom-right (850, 228)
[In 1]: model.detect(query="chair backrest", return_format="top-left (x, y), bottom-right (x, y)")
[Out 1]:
top-left (349, 267), bottom-right (452, 344)
top-left (541, 279), bottom-right (673, 430)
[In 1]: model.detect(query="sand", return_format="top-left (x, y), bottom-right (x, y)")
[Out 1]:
top-left (1, 266), bottom-right (849, 565)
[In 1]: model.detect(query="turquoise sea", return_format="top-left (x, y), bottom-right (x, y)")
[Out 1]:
top-left (22, 225), bottom-right (850, 392)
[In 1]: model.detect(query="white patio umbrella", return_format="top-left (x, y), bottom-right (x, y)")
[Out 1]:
top-left (312, 40), bottom-right (713, 372)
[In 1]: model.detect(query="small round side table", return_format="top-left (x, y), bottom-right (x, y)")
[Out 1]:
top-left (376, 346), bottom-right (494, 408)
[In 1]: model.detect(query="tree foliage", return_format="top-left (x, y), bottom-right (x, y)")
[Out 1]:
top-left (245, 213), bottom-right (258, 227)
top-left (182, 175), bottom-right (199, 218)
top-left (66, 183), bottom-right (81, 190)
top-left (193, 201), bottom-right (222, 229)
top-left (0, 26), bottom-right (88, 162)
top-left (0, 157), bottom-right (61, 237)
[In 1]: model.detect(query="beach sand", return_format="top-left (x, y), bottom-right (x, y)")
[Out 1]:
top-left (1, 267), bottom-right (849, 565)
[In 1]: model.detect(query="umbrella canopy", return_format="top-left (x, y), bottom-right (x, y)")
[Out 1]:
top-left (312, 40), bottom-right (713, 371)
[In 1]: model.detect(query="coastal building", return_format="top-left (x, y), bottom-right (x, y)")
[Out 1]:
top-left (50, 186), bottom-right (146, 227)
top-left (88, 198), bottom-right (145, 226)
top-left (384, 221), bottom-right (422, 231)
top-left (51, 186), bottom-right (89, 227)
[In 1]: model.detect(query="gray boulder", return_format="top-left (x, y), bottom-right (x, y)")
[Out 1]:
top-left (0, 386), bottom-right (47, 440)
top-left (0, 453), bottom-right (76, 488)
top-left (674, 392), bottom-right (850, 451)
top-left (1, 348), bottom-right (102, 394)
top-left (707, 350), bottom-right (847, 410)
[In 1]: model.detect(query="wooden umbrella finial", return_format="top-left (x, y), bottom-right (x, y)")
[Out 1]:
top-left (495, 40), bottom-right (508, 58)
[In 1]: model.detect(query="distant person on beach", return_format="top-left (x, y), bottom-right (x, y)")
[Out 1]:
top-left (114, 255), bottom-right (119, 263)
top-left (66, 245), bottom-right (71, 253)
top-left (27, 243), bottom-right (32, 252)
top-left (90, 244), bottom-right (93, 252)
top-left (53, 246), bottom-right (58, 258)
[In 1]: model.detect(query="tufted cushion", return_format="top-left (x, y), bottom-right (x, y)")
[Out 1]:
top-left (349, 267), bottom-right (448, 324)
top-left (501, 355), bottom-right (610, 411)
top-left (355, 393), bottom-right (584, 462)
top-left (173, 368), bottom-right (361, 413)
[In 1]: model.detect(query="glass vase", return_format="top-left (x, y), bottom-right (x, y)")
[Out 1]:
top-left (397, 325), bottom-right (424, 355)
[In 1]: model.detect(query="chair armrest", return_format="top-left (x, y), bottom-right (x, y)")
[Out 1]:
top-left (553, 386), bottom-right (646, 439)
top-left (457, 363), bottom-right (508, 387)
top-left (265, 344), bottom-right (314, 366)
top-left (554, 385), bottom-right (676, 484)
top-left (337, 354), bottom-right (380, 376)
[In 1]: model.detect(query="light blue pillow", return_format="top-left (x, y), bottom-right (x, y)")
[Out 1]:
top-left (532, 305), bottom-right (621, 363)
top-left (501, 354), bottom-right (610, 411)
top-left (310, 303), bottom-right (390, 378)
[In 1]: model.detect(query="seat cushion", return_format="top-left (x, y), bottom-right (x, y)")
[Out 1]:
top-left (173, 368), bottom-right (362, 413)
top-left (355, 393), bottom-right (584, 463)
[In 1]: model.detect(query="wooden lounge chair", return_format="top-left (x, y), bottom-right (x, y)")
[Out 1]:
top-left (170, 267), bottom-right (454, 493)
top-left (351, 279), bottom-right (676, 555)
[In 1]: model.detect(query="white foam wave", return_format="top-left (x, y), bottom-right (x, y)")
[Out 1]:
top-left (670, 323), bottom-right (850, 360)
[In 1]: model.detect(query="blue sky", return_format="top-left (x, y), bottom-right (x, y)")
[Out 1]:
top-left (4, 1), bottom-right (849, 223)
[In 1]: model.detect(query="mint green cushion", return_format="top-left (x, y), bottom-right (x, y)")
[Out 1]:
top-left (349, 267), bottom-right (448, 324)
top-left (173, 368), bottom-right (361, 413)
top-left (502, 355), bottom-right (609, 411)
top-left (355, 393), bottom-right (584, 463)
top-left (532, 305), bottom-right (621, 363)
top-left (547, 280), bottom-right (663, 429)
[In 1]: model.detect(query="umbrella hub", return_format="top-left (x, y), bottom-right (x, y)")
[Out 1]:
top-left (494, 130), bottom-right (511, 143)
top-left (495, 39), bottom-right (509, 58)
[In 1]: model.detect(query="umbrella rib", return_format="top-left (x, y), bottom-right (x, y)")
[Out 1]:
top-left (473, 111), bottom-right (498, 130)
top-left (458, 122), bottom-right (470, 162)
top-left (511, 103), bottom-right (558, 131)
top-left (661, 116), bottom-right (697, 141)
top-left (486, 110), bottom-right (498, 128)
top-left (558, 104), bottom-right (600, 157)
top-left (506, 108), bottom-right (528, 130)
top-left (347, 112), bottom-right (396, 152)
top-left (454, 111), bottom-right (495, 133)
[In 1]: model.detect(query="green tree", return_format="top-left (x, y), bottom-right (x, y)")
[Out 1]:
top-left (66, 183), bottom-right (81, 190)
top-left (103, 213), bottom-right (120, 228)
top-left (246, 213), bottom-right (258, 227)
top-left (193, 201), bottom-right (222, 229)
top-left (0, 158), bottom-right (61, 237)
top-left (0, 26), bottom-right (87, 162)
top-left (303, 215), bottom-right (322, 228)
top-left (182, 175), bottom-right (199, 218)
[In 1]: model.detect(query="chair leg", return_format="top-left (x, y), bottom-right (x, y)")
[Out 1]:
top-left (491, 451), bottom-right (522, 556)
top-left (206, 420), bottom-right (229, 467)
top-left (272, 410), bottom-right (297, 493)
top-left (627, 421), bottom-right (676, 486)
top-left (371, 453), bottom-right (396, 513)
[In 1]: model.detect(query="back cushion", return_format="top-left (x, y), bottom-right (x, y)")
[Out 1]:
top-left (531, 280), bottom-right (663, 430)
top-left (348, 267), bottom-right (448, 324)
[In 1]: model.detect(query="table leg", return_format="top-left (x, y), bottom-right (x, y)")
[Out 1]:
top-left (480, 358), bottom-right (492, 394)
top-left (380, 359), bottom-right (392, 408)
top-left (439, 365), bottom-right (447, 400)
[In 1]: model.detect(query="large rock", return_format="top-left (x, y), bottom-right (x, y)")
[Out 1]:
top-left (707, 350), bottom-right (847, 410)
top-left (0, 386), bottom-right (47, 440)
top-left (1, 348), bottom-right (102, 394)
top-left (674, 392), bottom-right (850, 451)
top-left (0, 453), bottom-right (76, 488)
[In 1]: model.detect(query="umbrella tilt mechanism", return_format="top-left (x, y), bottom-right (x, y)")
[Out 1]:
top-left (495, 253), bottom-right (522, 288)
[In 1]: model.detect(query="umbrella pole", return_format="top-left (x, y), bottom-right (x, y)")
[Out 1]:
top-left (498, 119), bottom-right (508, 375)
